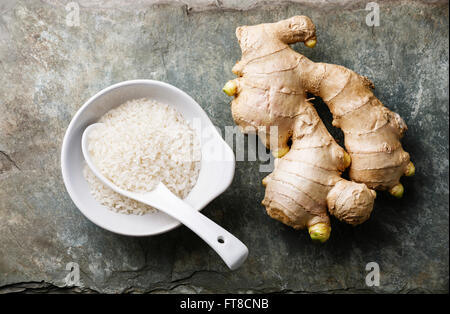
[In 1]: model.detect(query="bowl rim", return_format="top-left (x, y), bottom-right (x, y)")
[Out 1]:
top-left (61, 79), bottom-right (235, 236)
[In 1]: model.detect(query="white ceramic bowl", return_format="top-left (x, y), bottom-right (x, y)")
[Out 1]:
top-left (61, 80), bottom-right (235, 236)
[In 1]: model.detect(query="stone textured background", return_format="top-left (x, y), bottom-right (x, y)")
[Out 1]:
top-left (0, 0), bottom-right (448, 293)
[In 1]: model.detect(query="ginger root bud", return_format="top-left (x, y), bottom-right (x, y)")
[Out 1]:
top-left (223, 80), bottom-right (238, 96)
top-left (272, 146), bottom-right (290, 158)
top-left (343, 152), bottom-right (352, 169)
top-left (389, 183), bottom-right (404, 199)
top-left (305, 38), bottom-right (317, 48)
top-left (309, 223), bottom-right (331, 243)
top-left (405, 161), bottom-right (415, 177)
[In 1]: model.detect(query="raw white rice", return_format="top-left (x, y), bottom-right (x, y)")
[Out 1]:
top-left (83, 98), bottom-right (201, 215)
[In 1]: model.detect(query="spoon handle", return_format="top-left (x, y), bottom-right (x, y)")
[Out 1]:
top-left (82, 124), bottom-right (248, 270)
top-left (133, 184), bottom-right (248, 270)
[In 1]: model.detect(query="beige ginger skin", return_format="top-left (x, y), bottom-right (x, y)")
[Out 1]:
top-left (223, 16), bottom-right (414, 242)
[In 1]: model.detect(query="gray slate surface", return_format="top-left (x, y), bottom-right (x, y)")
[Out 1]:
top-left (0, 0), bottom-right (448, 293)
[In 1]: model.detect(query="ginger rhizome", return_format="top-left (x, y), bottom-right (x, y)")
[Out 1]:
top-left (223, 16), bottom-right (414, 241)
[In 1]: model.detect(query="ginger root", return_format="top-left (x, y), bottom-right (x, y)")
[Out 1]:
top-left (223, 16), bottom-right (414, 241)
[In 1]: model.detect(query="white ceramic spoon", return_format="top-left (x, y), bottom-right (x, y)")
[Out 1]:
top-left (82, 123), bottom-right (248, 270)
